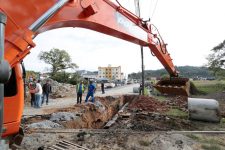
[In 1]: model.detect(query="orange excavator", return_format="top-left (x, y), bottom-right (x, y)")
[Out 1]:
top-left (0, 0), bottom-right (189, 147)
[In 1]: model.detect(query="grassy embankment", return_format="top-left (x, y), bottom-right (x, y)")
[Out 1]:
top-left (192, 80), bottom-right (225, 95)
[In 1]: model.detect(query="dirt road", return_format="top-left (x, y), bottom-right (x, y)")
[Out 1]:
top-left (23, 84), bottom-right (139, 116)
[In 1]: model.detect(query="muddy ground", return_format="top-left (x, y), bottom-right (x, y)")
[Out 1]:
top-left (19, 94), bottom-right (225, 150)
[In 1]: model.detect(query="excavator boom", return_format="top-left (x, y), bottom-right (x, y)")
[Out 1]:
top-left (0, 0), bottom-right (189, 143)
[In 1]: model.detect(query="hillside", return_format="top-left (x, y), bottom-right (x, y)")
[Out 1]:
top-left (129, 66), bottom-right (214, 79)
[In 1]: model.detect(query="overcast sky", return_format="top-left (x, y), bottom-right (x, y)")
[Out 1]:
top-left (23, 0), bottom-right (225, 75)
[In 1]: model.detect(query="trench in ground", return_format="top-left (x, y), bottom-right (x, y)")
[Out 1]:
top-left (20, 95), bottom-right (225, 150)
top-left (22, 95), bottom-right (225, 131)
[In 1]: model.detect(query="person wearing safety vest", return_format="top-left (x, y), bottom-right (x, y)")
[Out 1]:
top-left (76, 81), bottom-right (85, 104)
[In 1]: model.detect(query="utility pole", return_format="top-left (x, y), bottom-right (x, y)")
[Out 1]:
top-left (141, 46), bottom-right (144, 95)
top-left (134, 0), bottom-right (145, 95)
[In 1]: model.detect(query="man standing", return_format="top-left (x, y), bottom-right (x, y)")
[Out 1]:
top-left (28, 78), bottom-right (36, 107)
top-left (35, 80), bottom-right (43, 108)
top-left (85, 80), bottom-right (96, 103)
top-left (76, 81), bottom-right (84, 104)
top-left (42, 80), bottom-right (52, 105)
top-left (139, 83), bottom-right (143, 95)
top-left (101, 81), bottom-right (105, 94)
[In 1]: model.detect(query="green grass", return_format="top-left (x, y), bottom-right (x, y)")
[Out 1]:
top-left (202, 144), bottom-right (221, 150)
top-left (220, 118), bottom-right (225, 124)
top-left (187, 134), bottom-right (225, 150)
top-left (192, 80), bottom-right (225, 95)
top-left (138, 140), bottom-right (150, 146)
top-left (186, 134), bottom-right (200, 140)
top-left (154, 95), bottom-right (166, 102)
top-left (165, 108), bottom-right (188, 118)
top-left (144, 88), bottom-right (150, 96)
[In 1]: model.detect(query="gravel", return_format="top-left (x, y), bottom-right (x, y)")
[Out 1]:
top-left (28, 120), bottom-right (63, 129)
top-left (50, 112), bottom-right (78, 122)
top-left (94, 101), bottom-right (106, 112)
top-left (150, 133), bottom-right (195, 150)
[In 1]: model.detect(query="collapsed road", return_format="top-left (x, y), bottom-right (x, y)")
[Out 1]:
top-left (20, 90), bottom-right (225, 150)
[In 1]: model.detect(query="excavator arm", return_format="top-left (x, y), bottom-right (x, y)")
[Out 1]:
top-left (2, 0), bottom-right (178, 76)
top-left (0, 0), bottom-right (189, 142)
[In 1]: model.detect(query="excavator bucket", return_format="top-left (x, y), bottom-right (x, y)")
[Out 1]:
top-left (153, 78), bottom-right (190, 96)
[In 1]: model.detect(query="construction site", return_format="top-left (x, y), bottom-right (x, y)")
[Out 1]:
top-left (0, 0), bottom-right (225, 150)
top-left (20, 85), bottom-right (225, 150)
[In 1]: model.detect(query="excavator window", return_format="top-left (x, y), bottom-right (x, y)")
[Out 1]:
top-left (4, 68), bottom-right (17, 97)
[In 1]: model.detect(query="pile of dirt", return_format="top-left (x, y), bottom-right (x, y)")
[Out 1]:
top-left (130, 113), bottom-right (194, 131)
top-left (128, 95), bottom-right (168, 112)
top-left (24, 79), bottom-right (75, 105)
top-left (166, 96), bottom-right (188, 111)
top-left (49, 78), bottom-right (75, 99)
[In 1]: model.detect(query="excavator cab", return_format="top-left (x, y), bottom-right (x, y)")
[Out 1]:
top-left (154, 77), bottom-right (190, 96)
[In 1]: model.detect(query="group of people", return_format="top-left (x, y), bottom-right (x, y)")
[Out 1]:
top-left (29, 79), bottom-right (52, 108)
top-left (76, 80), bottom-right (105, 104)
top-left (28, 79), bottom-right (104, 107)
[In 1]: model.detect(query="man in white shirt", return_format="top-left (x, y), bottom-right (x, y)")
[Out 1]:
top-left (35, 80), bottom-right (43, 108)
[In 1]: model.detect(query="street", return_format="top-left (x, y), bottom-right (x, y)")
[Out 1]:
top-left (96, 83), bottom-right (139, 96)
top-left (23, 84), bottom-right (139, 116)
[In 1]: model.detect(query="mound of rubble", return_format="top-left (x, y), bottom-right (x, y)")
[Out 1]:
top-left (166, 96), bottom-right (188, 111)
top-left (39, 78), bottom-right (75, 99)
top-left (128, 95), bottom-right (168, 112)
top-left (50, 112), bottom-right (78, 122)
top-left (27, 120), bottom-right (63, 129)
top-left (46, 79), bottom-right (75, 99)
top-left (25, 79), bottom-right (75, 104)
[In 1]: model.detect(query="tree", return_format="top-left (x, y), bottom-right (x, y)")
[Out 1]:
top-left (207, 40), bottom-right (225, 78)
top-left (51, 72), bottom-right (81, 84)
top-left (39, 48), bottom-right (78, 77)
top-left (26, 70), bottom-right (39, 80)
top-left (68, 73), bottom-right (81, 85)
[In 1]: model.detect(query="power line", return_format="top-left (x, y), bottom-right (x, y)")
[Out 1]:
top-left (151, 0), bottom-right (159, 21)
top-left (149, 0), bottom-right (154, 14)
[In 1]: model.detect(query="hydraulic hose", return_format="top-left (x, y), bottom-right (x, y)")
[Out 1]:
top-left (29, 0), bottom-right (70, 32)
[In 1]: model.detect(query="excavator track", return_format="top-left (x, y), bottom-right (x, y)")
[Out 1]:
top-left (154, 78), bottom-right (190, 96)
top-left (47, 140), bottom-right (90, 150)
top-left (9, 127), bottom-right (24, 150)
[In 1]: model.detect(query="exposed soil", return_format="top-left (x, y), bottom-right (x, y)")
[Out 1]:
top-left (128, 95), bottom-right (168, 112)
top-left (20, 94), bottom-right (225, 150)
top-left (22, 96), bottom-right (125, 130)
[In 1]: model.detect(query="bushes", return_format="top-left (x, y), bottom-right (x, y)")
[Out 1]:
top-left (52, 72), bottom-right (81, 85)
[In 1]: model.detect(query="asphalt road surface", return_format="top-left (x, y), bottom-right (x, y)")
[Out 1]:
top-left (96, 83), bottom-right (139, 96)
top-left (23, 84), bottom-right (139, 116)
